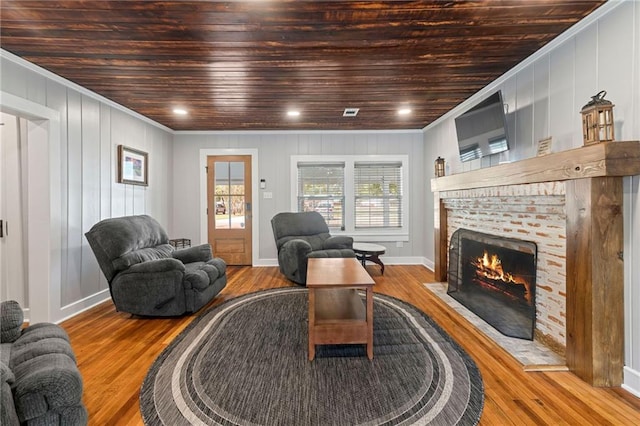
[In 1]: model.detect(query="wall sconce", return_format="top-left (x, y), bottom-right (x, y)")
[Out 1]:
top-left (435, 157), bottom-right (445, 177)
top-left (580, 90), bottom-right (615, 146)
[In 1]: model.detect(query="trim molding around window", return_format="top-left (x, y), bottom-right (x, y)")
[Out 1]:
top-left (290, 155), bottom-right (409, 241)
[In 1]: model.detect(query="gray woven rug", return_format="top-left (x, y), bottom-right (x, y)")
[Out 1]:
top-left (140, 288), bottom-right (484, 425)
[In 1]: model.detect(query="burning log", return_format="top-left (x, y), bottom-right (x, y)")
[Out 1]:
top-left (472, 251), bottom-right (532, 304)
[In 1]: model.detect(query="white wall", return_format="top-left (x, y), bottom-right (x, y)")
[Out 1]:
top-left (423, 0), bottom-right (640, 396)
top-left (0, 51), bottom-right (174, 322)
top-left (172, 131), bottom-right (425, 265)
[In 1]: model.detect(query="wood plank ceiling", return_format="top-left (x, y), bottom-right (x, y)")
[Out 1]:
top-left (0, 1), bottom-right (606, 131)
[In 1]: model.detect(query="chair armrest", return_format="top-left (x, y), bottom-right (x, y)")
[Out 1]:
top-left (280, 239), bottom-right (313, 258)
top-left (278, 239), bottom-right (313, 284)
top-left (323, 235), bottom-right (353, 250)
top-left (172, 244), bottom-right (213, 264)
top-left (1, 300), bottom-right (24, 343)
top-left (12, 354), bottom-right (84, 417)
top-left (124, 258), bottom-right (185, 274)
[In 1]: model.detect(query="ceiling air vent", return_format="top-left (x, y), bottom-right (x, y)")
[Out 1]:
top-left (343, 108), bottom-right (360, 117)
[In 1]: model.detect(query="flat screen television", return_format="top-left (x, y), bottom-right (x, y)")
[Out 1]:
top-left (454, 91), bottom-right (509, 162)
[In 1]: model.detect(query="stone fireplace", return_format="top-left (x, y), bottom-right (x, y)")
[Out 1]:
top-left (442, 182), bottom-right (565, 352)
top-left (448, 228), bottom-right (537, 341)
top-left (431, 141), bottom-right (640, 387)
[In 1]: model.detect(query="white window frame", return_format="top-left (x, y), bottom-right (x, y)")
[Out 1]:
top-left (291, 155), bottom-right (409, 241)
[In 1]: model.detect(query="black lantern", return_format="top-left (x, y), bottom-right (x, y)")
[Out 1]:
top-left (435, 157), bottom-right (445, 177)
top-left (580, 90), bottom-right (615, 146)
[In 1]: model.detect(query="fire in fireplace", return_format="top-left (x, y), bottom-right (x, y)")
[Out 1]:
top-left (448, 229), bottom-right (537, 340)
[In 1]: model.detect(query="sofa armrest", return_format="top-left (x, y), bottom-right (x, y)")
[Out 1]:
top-left (172, 244), bottom-right (213, 264)
top-left (323, 235), bottom-right (353, 250)
top-left (124, 258), bottom-right (185, 274)
top-left (12, 354), bottom-right (84, 423)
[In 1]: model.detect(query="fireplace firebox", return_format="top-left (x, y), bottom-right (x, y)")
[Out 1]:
top-left (448, 229), bottom-right (537, 340)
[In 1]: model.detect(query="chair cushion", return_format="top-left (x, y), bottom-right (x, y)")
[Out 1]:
top-left (307, 249), bottom-right (356, 258)
top-left (279, 234), bottom-right (328, 251)
top-left (85, 215), bottom-right (170, 282)
top-left (112, 244), bottom-right (174, 272)
top-left (271, 211), bottom-right (331, 251)
top-left (184, 262), bottom-right (220, 291)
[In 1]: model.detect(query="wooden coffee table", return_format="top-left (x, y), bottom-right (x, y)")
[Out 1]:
top-left (306, 257), bottom-right (375, 360)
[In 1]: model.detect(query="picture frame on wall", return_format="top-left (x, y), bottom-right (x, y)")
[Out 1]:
top-left (117, 145), bottom-right (148, 186)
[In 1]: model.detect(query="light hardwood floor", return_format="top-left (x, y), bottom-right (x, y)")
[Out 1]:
top-left (61, 265), bottom-right (640, 425)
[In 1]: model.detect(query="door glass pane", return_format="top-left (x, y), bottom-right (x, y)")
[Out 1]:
top-left (214, 161), bottom-right (245, 229)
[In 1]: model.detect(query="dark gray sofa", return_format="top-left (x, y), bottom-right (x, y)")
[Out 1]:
top-left (0, 300), bottom-right (87, 425)
top-left (85, 215), bottom-right (227, 317)
top-left (271, 211), bottom-right (355, 285)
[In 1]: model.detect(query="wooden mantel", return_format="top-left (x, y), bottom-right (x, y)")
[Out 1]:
top-left (432, 140), bottom-right (640, 192)
top-left (431, 140), bottom-right (640, 387)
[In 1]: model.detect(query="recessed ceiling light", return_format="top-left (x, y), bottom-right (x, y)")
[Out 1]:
top-left (287, 110), bottom-right (300, 117)
top-left (398, 108), bottom-right (412, 116)
top-left (173, 108), bottom-right (188, 115)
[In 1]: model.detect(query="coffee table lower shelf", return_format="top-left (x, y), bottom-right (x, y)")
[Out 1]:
top-left (308, 287), bottom-right (374, 361)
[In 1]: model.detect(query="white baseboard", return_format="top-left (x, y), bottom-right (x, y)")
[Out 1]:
top-left (254, 259), bottom-right (279, 267)
top-left (423, 257), bottom-right (435, 271)
top-left (56, 289), bottom-right (111, 324)
top-left (623, 366), bottom-right (640, 398)
top-left (382, 256), bottom-right (427, 266)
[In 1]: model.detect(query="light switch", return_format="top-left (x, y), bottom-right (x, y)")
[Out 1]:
top-left (263, 192), bottom-right (273, 199)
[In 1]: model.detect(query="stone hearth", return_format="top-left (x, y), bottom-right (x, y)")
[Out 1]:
top-left (425, 283), bottom-right (564, 368)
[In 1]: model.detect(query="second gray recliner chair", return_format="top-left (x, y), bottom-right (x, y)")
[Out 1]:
top-left (271, 211), bottom-right (355, 285)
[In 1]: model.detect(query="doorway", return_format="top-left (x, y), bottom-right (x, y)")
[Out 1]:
top-left (207, 155), bottom-right (252, 265)
top-left (0, 112), bottom-right (28, 306)
top-left (1, 90), bottom-right (61, 323)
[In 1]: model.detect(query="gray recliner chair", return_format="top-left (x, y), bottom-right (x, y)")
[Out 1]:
top-left (1, 300), bottom-right (87, 425)
top-left (85, 215), bottom-right (227, 317)
top-left (271, 211), bottom-right (355, 285)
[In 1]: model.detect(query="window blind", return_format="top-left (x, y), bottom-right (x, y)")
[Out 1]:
top-left (354, 161), bottom-right (402, 228)
top-left (297, 162), bottom-right (345, 229)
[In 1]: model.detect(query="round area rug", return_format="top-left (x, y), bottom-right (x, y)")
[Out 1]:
top-left (140, 288), bottom-right (484, 425)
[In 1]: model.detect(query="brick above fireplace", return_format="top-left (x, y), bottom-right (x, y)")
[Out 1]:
top-left (442, 182), bottom-right (565, 350)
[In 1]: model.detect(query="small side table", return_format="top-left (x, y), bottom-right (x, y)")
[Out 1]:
top-left (169, 238), bottom-right (191, 249)
top-left (353, 242), bottom-right (386, 275)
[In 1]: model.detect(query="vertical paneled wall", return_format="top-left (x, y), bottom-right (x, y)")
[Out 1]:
top-left (423, 0), bottom-right (640, 394)
top-left (171, 131), bottom-right (425, 263)
top-left (0, 53), bottom-right (174, 320)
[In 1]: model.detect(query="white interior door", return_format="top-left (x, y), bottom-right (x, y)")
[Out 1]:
top-left (0, 112), bottom-right (28, 306)
top-left (0, 115), bottom-right (4, 301)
